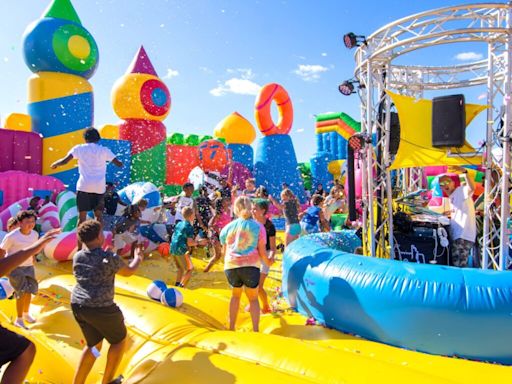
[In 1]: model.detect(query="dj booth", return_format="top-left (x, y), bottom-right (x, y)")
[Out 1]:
top-left (393, 213), bottom-right (451, 265)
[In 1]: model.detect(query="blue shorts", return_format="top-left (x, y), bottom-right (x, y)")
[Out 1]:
top-left (286, 223), bottom-right (301, 237)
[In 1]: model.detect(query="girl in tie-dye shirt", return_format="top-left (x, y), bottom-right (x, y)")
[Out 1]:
top-left (220, 196), bottom-right (272, 332)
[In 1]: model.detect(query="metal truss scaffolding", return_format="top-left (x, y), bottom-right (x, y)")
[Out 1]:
top-left (352, 3), bottom-right (512, 268)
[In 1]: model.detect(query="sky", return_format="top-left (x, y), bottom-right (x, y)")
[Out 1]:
top-left (0, 0), bottom-right (502, 163)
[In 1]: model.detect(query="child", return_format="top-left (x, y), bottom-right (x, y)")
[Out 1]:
top-left (195, 186), bottom-right (213, 237)
top-left (300, 194), bottom-right (328, 234)
top-left (204, 197), bottom-right (232, 272)
top-left (51, 127), bottom-right (123, 230)
top-left (103, 182), bottom-right (127, 231)
top-left (136, 199), bottom-right (151, 225)
top-left (175, 183), bottom-right (206, 229)
top-left (243, 178), bottom-right (257, 198)
top-left (323, 187), bottom-right (346, 227)
top-left (71, 220), bottom-right (143, 384)
top-left (252, 199), bottom-right (276, 313)
top-left (0, 211), bottom-right (39, 329)
top-left (269, 189), bottom-right (301, 246)
top-left (113, 205), bottom-right (142, 259)
top-left (170, 207), bottom-right (207, 287)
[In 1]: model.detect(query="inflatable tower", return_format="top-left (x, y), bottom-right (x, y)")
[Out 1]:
top-left (253, 83), bottom-right (306, 202)
top-left (23, 0), bottom-right (99, 189)
top-left (112, 46), bottom-right (171, 186)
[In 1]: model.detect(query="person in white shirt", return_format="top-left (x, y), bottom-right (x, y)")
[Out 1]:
top-left (51, 127), bottom-right (123, 227)
top-left (439, 166), bottom-right (476, 267)
top-left (0, 210), bottom-right (40, 329)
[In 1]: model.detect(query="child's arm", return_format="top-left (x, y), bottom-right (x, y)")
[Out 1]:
top-left (50, 154), bottom-right (73, 169)
top-left (268, 195), bottom-right (284, 211)
top-left (268, 235), bottom-right (277, 261)
top-left (117, 244), bottom-right (144, 276)
top-left (208, 213), bottom-right (219, 228)
top-left (111, 157), bottom-right (123, 167)
top-left (0, 248), bottom-right (5, 260)
top-left (187, 237), bottom-right (208, 247)
top-left (319, 211), bottom-right (329, 232)
top-left (258, 239), bottom-right (272, 267)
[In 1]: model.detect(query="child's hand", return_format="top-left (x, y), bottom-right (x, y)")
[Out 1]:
top-left (134, 243), bottom-right (145, 260)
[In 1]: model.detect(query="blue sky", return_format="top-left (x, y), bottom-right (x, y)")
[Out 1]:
top-left (0, 0), bottom-right (500, 162)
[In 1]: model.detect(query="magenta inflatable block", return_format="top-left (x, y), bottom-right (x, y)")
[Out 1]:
top-left (0, 130), bottom-right (42, 174)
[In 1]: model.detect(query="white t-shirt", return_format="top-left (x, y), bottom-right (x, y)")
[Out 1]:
top-left (175, 195), bottom-right (194, 222)
top-left (323, 196), bottom-right (344, 221)
top-left (449, 185), bottom-right (476, 242)
top-left (0, 229), bottom-right (39, 267)
top-left (69, 143), bottom-right (116, 194)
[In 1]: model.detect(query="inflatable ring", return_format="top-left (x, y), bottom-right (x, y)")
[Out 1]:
top-left (255, 83), bottom-right (293, 136)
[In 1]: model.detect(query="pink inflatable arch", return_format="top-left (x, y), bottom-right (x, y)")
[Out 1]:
top-left (0, 131), bottom-right (42, 174)
top-left (0, 171), bottom-right (65, 212)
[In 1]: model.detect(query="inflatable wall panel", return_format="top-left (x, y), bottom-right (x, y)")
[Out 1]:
top-left (99, 139), bottom-right (132, 189)
top-left (0, 130), bottom-right (42, 174)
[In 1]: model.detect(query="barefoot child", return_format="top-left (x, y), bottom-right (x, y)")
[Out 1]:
top-left (0, 211), bottom-right (39, 329)
top-left (71, 220), bottom-right (143, 384)
top-left (170, 207), bottom-right (207, 287)
top-left (204, 197), bottom-right (231, 273)
top-left (252, 199), bottom-right (276, 313)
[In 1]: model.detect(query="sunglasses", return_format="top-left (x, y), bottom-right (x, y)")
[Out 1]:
top-left (439, 181), bottom-right (452, 186)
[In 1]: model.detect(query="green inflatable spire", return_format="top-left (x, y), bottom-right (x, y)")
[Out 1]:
top-left (44, 0), bottom-right (82, 24)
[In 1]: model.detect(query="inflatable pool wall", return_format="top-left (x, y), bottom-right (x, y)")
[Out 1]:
top-left (283, 231), bottom-right (512, 364)
top-left (24, 0), bottom-right (99, 189)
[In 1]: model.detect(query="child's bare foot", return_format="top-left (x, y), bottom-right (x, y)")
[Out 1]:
top-left (23, 313), bottom-right (36, 324)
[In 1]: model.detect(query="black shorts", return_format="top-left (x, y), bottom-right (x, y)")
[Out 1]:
top-left (71, 303), bottom-right (127, 347)
top-left (76, 191), bottom-right (105, 213)
top-left (225, 267), bottom-right (260, 289)
top-left (0, 325), bottom-right (31, 366)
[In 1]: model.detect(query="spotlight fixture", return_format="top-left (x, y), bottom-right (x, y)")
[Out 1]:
top-left (338, 79), bottom-right (360, 96)
top-left (343, 32), bottom-right (367, 49)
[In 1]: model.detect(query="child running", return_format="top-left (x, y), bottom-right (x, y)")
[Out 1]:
top-left (170, 207), bottom-right (208, 287)
top-left (71, 220), bottom-right (143, 384)
top-left (204, 197), bottom-right (232, 272)
top-left (300, 194), bottom-right (328, 234)
top-left (269, 189), bottom-right (301, 246)
top-left (252, 199), bottom-right (276, 313)
top-left (112, 205), bottom-right (142, 259)
top-left (0, 211), bottom-right (40, 329)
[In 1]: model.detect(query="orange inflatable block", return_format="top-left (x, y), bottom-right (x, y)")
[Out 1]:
top-left (166, 144), bottom-right (199, 185)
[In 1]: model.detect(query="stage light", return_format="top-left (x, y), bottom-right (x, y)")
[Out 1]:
top-left (343, 32), bottom-right (367, 49)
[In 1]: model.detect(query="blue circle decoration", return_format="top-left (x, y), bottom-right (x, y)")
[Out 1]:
top-left (151, 88), bottom-right (168, 107)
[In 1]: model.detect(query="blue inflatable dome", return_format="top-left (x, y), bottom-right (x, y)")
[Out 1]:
top-left (283, 231), bottom-right (512, 364)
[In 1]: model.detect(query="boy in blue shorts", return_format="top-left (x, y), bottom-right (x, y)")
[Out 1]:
top-left (170, 207), bottom-right (207, 287)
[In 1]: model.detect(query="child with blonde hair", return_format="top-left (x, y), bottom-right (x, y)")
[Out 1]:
top-left (269, 189), bottom-right (301, 245)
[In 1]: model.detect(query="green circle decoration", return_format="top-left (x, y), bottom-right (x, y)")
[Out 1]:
top-left (52, 24), bottom-right (98, 72)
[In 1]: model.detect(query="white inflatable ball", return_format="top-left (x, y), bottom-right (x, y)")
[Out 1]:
top-left (0, 277), bottom-right (14, 300)
top-left (147, 280), bottom-right (167, 301)
top-left (160, 288), bottom-right (183, 308)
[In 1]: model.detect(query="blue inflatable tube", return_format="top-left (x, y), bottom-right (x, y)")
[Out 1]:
top-left (283, 231), bottom-right (512, 364)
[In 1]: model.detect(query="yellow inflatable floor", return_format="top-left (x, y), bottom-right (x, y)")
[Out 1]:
top-left (1, 245), bottom-right (511, 383)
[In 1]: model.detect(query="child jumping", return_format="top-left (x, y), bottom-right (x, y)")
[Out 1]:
top-left (0, 211), bottom-right (40, 329)
top-left (170, 207), bottom-right (207, 287)
top-left (300, 194), bottom-right (328, 234)
top-left (71, 220), bottom-right (143, 384)
top-left (269, 189), bottom-right (301, 246)
top-left (204, 197), bottom-right (231, 272)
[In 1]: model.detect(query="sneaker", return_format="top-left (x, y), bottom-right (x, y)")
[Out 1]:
top-left (23, 313), bottom-right (36, 324)
top-left (14, 318), bottom-right (28, 330)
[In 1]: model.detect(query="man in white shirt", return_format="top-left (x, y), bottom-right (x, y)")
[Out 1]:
top-left (439, 166), bottom-right (476, 267)
top-left (51, 127), bottom-right (123, 227)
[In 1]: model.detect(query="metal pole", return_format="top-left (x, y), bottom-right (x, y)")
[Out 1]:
top-left (483, 42), bottom-right (495, 269)
top-left (366, 64), bottom-right (376, 257)
top-left (499, 4), bottom-right (512, 269)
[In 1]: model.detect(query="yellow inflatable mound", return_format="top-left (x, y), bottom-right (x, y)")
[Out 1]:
top-left (1, 253), bottom-right (510, 383)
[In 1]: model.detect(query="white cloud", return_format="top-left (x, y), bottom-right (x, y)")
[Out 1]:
top-left (163, 68), bottom-right (179, 79)
top-left (455, 52), bottom-right (483, 61)
top-left (321, 52), bottom-right (327, 57)
top-left (294, 64), bottom-right (329, 81)
top-left (199, 66), bottom-right (213, 74)
top-left (210, 68), bottom-right (261, 96)
top-left (210, 78), bottom-right (261, 96)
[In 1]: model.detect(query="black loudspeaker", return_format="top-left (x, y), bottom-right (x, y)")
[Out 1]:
top-left (389, 112), bottom-right (400, 155)
top-left (432, 94), bottom-right (465, 148)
